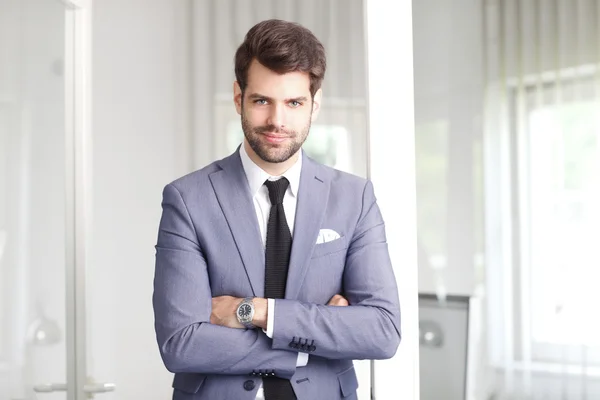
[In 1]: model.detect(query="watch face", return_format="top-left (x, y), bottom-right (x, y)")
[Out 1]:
top-left (238, 303), bottom-right (252, 319)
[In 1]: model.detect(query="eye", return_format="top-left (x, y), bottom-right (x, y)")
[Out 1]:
top-left (289, 100), bottom-right (302, 108)
top-left (254, 99), bottom-right (268, 105)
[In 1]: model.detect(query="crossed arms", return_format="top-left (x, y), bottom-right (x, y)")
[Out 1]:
top-left (153, 181), bottom-right (401, 376)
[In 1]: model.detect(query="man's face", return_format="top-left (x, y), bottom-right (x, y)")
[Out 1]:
top-left (234, 60), bottom-right (321, 164)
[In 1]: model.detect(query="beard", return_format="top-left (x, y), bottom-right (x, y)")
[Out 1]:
top-left (241, 109), bottom-right (311, 164)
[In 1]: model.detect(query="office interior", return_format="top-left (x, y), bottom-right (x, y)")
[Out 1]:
top-left (0, 0), bottom-right (598, 399)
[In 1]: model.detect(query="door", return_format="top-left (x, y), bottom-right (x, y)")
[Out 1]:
top-left (0, 0), bottom-right (69, 398)
top-left (0, 0), bottom-right (115, 398)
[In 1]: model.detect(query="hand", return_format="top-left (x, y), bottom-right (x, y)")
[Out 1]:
top-left (327, 294), bottom-right (349, 306)
top-left (211, 296), bottom-right (244, 329)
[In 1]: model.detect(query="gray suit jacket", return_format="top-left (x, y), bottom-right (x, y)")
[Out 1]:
top-left (153, 150), bottom-right (401, 400)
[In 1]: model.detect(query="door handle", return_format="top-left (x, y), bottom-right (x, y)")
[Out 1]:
top-left (33, 382), bottom-right (115, 394)
top-left (33, 383), bottom-right (67, 392)
top-left (83, 382), bottom-right (116, 393)
top-left (419, 320), bottom-right (444, 348)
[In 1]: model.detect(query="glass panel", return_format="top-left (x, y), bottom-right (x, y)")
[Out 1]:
top-left (0, 0), bottom-right (68, 399)
top-left (412, 1), bottom-right (485, 399)
top-left (412, 0), bottom-right (484, 300)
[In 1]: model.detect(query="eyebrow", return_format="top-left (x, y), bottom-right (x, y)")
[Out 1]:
top-left (247, 93), bottom-right (309, 103)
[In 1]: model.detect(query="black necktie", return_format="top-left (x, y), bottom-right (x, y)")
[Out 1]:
top-left (263, 178), bottom-right (297, 400)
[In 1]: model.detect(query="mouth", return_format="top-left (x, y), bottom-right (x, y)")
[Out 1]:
top-left (262, 133), bottom-right (289, 144)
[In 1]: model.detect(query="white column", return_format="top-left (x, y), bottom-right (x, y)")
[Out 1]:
top-left (65, 1), bottom-right (93, 398)
top-left (364, 1), bottom-right (419, 399)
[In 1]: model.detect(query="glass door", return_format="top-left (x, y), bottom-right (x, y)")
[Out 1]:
top-left (0, 1), bottom-right (109, 399)
top-left (0, 0), bottom-right (68, 399)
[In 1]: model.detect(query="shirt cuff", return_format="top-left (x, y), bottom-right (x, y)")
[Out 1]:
top-left (263, 298), bottom-right (275, 338)
top-left (296, 352), bottom-right (309, 367)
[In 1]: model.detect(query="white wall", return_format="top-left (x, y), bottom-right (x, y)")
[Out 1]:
top-left (90, 0), bottom-right (191, 397)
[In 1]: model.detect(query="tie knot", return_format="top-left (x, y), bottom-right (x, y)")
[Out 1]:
top-left (264, 178), bottom-right (289, 205)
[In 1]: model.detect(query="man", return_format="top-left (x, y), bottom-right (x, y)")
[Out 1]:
top-left (153, 19), bottom-right (401, 400)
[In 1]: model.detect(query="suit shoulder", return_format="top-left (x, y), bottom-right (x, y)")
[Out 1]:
top-left (320, 164), bottom-right (369, 190)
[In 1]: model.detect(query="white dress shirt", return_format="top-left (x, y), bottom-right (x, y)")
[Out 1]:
top-left (239, 144), bottom-right (309, 399)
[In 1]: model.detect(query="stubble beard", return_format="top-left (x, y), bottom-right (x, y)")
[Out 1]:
top-left (241, 110), bottom-right (311, 164)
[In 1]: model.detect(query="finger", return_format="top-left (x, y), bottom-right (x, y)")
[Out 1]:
top-left (333, 295), bottom-right (349, 306)
top-left (328, 295), bottom-right (348, 306)
top-left (338, 297), bottom-right (349, 306)
top-left (327, 294), bottom-right (342, 305)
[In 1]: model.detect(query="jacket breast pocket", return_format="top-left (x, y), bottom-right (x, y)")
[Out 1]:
top-left (311, 236), bottom-right (348, 259)
top-left (305, 236), bottom-right (349, 299)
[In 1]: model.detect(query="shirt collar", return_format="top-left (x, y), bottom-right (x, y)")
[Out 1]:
top-left (239, 143), bottom-right (302, 198)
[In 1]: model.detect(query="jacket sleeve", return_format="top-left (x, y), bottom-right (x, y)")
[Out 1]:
top-left (270, 180), bottom-right (401, 360)
top-left (153, 183), bottom-right (297, 378)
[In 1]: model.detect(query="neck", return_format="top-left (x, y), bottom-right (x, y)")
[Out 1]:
top-left (243, 140), bottom-right (299, 176)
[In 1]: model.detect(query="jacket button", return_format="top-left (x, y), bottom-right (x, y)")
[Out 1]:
top-left (243, 380), bottom-right (256, 391)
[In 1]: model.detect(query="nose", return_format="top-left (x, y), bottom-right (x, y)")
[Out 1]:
top-left (266, 103), bottom-right (286, 130)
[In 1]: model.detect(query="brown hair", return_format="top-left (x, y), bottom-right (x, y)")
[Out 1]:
top-left (235, 19), bottom-right (326, 98)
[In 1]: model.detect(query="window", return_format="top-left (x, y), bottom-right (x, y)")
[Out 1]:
top-left (513, 76), bottom-right (600, 366)
top-left (529, 102), bottom-right (600, 347)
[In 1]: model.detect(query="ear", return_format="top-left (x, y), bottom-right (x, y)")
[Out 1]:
top-left (311, 88), bottom-right (323, 122)
top-left (233, 81), bottom-right (243, 115)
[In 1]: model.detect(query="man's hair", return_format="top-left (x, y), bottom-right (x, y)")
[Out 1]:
top-left (235, 19), bottom-right (326, 98)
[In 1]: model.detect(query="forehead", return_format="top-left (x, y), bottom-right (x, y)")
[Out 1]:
top-left (245, 59), bottom-right (311, 99)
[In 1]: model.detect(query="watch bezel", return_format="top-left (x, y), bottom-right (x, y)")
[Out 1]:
top-left (236, 297), bottom-right (256, 329)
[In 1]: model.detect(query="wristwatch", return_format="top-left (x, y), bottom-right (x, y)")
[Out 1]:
top-left (236, 297), bottom-right (256, 329)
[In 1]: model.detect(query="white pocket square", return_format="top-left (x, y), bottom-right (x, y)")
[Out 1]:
top-left (316, 229), bottom-right (341, 244)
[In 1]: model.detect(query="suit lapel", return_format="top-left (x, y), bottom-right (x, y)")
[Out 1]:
top-left (209, 150), bottom-right (265, 297)
top-left (286, 154), bottom-right (330, 299)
